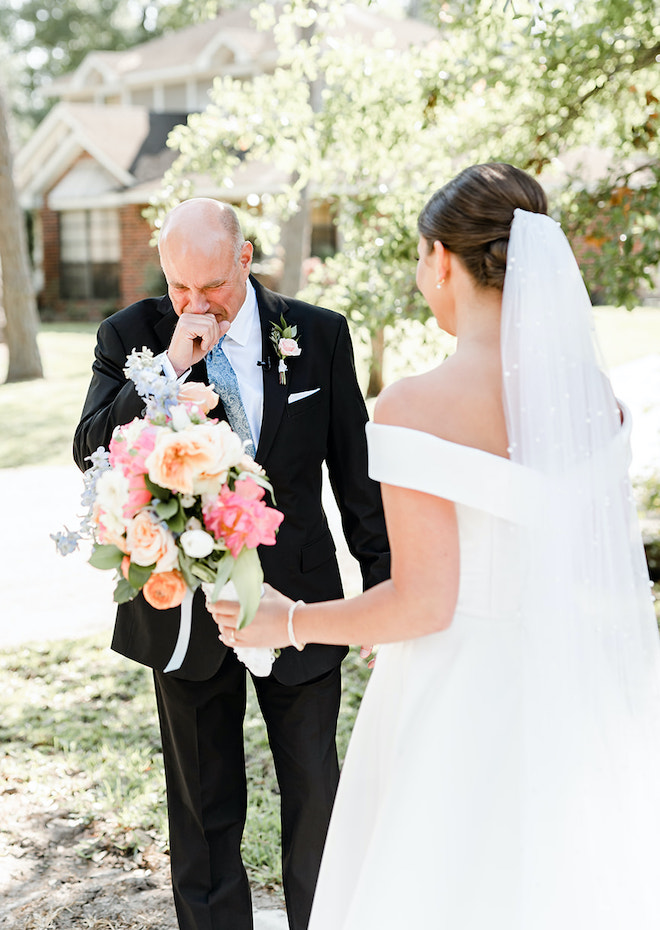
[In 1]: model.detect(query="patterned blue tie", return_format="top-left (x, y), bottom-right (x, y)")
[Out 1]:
top-left (206, 336), bottom-right (255, 458)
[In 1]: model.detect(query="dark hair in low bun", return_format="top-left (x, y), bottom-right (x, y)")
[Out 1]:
top-left (417, 163), bottom-right (548, 290)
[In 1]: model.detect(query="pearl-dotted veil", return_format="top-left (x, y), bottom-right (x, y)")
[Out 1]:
top-left (501, 209), bottom-right (660, 927)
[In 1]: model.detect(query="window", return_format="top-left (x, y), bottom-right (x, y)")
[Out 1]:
top-left (59, 209), bottom-right (121, 300)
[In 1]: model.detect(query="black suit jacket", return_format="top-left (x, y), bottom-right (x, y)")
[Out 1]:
top-left (74, 276), bottom-right (390, 685)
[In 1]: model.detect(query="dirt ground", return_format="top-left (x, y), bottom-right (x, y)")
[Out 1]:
top-left (0, 773), bottom-right (283, 930)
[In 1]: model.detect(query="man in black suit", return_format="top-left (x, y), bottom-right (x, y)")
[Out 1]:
top-left (74, 199), bottom-right (390, 930)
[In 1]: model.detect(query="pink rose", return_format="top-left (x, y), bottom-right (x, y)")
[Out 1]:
top-left (278, 338), bottom-right (301, 358)
top-left (109, 419), bottom-right (158, 471)
top-left (202, 478), bottom-right (284, 559)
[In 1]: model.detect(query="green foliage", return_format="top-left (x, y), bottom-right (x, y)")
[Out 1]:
top-left (149, 0), bottom-right (459, 338)
top-left (0, 634), bottom-right (371, 889)
top-left (433, 0), bottom-right (660, 307)
top-left (0, 323), bottom-right (99, 468)
top-left (0, 638), bottom-right (169, 862)
top-left (150, 0), bottom-right (660, 339)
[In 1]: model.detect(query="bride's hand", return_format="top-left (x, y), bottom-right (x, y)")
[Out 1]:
top-left (208, 584), bottom-right (294, 650)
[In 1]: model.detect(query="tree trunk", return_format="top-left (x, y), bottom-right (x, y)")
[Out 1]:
top-left (366, 326), bottom-right (385, 398)
top-left (276, 14), bottom-right (319, 298)
top-left (0, 88), bottom-right (43, 383)
top-left (278, 183), bottom-right (312, 296)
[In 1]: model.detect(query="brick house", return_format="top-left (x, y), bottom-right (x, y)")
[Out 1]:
top-left (15, 4), bottom-right (439, 320)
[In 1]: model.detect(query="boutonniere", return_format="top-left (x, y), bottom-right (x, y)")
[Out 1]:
top-left (270, 314), bottom-right (301, 385)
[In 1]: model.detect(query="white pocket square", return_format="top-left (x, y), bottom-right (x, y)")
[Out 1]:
top-left (288, 388), bottom-right (321, 404)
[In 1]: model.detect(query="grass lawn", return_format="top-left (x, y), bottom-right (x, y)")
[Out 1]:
top-left (0, 633), bottom-right (370, 890)
top-left (0, 323), bottom-right (98, 468)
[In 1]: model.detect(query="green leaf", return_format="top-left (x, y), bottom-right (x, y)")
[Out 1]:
top-left (89, 544), bottom-right (124, 571)
top-left (209, 552), bottom-right (236, 602)
top-left (113, 577), bottom-right (139, 604)
top-left (145, 474), bottom-right (170, 500)
top-left (127, 561), bottom-right (156, 589)
top-left (231, 547), bottom-right (264, 630)
top-left (166, 510), bottom-right (187, 534)
top-left (155, 497), bottom-right (179, 520)
top-left (190, 561), bottom-right (217, 584)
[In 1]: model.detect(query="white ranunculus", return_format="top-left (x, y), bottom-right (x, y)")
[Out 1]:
top-left (180, 529), bottom-right (215, 559)
top-left (95, 469), bottom-right (130, 532)
top-left (169, 403), bottom-right (192, 431)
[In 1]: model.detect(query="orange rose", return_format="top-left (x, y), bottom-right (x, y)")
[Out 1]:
top-left (143, 570), bottom-right (187, 610)
top-left (177, 381), bottom-right (219, 415)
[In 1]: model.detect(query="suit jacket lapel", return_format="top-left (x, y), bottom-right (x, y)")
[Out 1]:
top-left (253, 278), bottom-right (289, 463)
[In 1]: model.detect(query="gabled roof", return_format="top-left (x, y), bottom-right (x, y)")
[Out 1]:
top-left (15, 101), bottom-right (289, 209)
top-left (45, 6), bottom-right (275, 98)
top-left (45, 3), bottom-right (440, 99)
top-left (17, 4), bottom-right (441, 210)
top-left (15, 104), bottom-right (186, 208)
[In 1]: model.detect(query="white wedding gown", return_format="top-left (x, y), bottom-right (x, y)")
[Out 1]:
top-left (308, 420), bottom-right (660, 930)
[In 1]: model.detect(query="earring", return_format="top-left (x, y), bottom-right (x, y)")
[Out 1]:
top-left (436, 277), bottom-right (446, 290)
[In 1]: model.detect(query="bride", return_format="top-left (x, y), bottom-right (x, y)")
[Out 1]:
top-left (210, 163), bottom-right (660, 928)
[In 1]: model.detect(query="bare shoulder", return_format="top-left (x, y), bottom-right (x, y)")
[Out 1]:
top-left (374, 368), bottom-right (438, 423)
top-left (374, 352), bottom-right (508, 457)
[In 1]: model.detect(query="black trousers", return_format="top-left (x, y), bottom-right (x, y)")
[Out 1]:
top-left (153, 652), bottom-right (342, 930)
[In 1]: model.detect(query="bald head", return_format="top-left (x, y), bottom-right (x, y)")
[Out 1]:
top-left (158, 198), bottom-right (245, 262)
top-left (157, 198), bottom-right (254, 325)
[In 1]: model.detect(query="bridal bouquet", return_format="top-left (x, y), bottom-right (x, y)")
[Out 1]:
top-left (53, 349), bottom-right (284, 675)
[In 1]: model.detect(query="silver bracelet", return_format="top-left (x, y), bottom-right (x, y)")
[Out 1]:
top-left (287, 600), bottom-right (306, 651)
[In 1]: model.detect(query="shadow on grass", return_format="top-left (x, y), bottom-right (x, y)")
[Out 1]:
top-left (0, 635), bottom-right (369, 893)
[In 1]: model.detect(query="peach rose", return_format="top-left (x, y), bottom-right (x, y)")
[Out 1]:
top-left (146, 427), bottom-right (220, 495)
top-left (143, 570), bottom-right (187, 610)
top-left (178, 382), bottom-right (219, 415)
top-left (125, 510), bottom-right (173, 567)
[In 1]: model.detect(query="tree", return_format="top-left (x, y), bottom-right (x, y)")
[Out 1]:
top-left (150, 0), bottom-right (660, 392)
top-left (0, 88), bottom-right (42, 383)
top-left (149, 0), bottom-right (453, 392)
top-left (423, 0), bottom-right (660, 307)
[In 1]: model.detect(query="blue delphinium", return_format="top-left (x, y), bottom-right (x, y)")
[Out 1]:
top-left (124, 348), bottom-right (180, 422)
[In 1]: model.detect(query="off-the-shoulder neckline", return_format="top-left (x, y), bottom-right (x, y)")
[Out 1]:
top-left (367, 404), bottom-right (629, 468)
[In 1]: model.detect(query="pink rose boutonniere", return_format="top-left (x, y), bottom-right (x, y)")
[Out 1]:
top-left (270, 314), bottom-right (301, 385)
